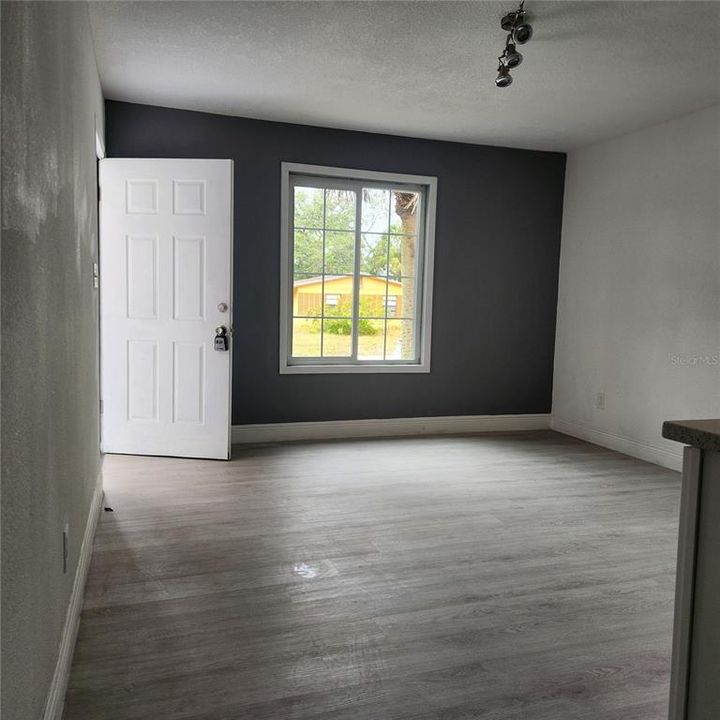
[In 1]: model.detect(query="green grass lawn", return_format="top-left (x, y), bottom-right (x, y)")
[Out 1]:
top-left (292, 319), bottom-right (409, 360)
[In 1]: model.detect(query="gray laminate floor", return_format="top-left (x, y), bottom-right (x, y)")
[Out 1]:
top-left (64, 431), bottom-right (681, 720)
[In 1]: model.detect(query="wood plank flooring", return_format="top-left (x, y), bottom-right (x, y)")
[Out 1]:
top-left (63, 431), bottom-right (681, 720)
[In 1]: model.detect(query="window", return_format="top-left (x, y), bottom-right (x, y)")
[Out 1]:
top-left (280, 163), bottom-right (437, 373)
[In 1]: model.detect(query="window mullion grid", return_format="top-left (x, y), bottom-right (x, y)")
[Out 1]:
top-left (350, 189), bottom-right (362, 361)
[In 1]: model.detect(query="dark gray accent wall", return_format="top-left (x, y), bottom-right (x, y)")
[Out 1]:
top-left (1, 3), bottom-right (104, 718)
top-left (106, 101), bottom-right (565, 425)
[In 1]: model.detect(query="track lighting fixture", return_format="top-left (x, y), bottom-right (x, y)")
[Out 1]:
top-left (494, 1), bottom-right (533, 88)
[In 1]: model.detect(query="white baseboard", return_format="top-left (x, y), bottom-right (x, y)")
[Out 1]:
top-left (551, 417), bottom-right (683, 472)
top-left (42, 477), bottom-right (104, 720)
top-left (232, 413), bottom-right (551, 445)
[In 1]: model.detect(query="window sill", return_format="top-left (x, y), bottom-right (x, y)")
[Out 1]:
top-left (280, 362), bottom-right (431, 375)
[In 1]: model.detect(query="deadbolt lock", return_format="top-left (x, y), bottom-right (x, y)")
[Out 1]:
top-left (214, 326), bottom-right (229, 351)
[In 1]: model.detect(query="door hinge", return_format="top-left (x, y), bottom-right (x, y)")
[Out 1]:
top-left (99, 399), bottom-right (104, 415)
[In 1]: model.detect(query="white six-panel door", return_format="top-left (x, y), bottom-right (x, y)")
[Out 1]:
top-left (99, 159), bottom-right (233, 459)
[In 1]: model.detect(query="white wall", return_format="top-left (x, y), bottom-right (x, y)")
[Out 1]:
top-left (552, 105), bottom-right (720, 471)
top-left (1, 3), bottom-right (104, 718)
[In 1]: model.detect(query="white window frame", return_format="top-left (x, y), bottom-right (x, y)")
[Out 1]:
top-left (280, 162), bottom-right (437, 374)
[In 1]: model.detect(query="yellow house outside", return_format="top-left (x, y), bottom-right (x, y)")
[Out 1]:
top-left (294, 274), bottom-right (404, 317)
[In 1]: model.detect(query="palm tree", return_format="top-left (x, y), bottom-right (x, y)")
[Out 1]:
top-left (394, 192), bottom-right (418, 358)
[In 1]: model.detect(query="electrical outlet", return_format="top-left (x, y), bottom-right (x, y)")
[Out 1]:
top-left (63, 521), bottom-right (69, 574)
top-left (595, 391), bottom-right (606, 410)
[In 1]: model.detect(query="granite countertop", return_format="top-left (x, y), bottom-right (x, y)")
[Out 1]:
top-left (662, 419), bottom-right (720, 452)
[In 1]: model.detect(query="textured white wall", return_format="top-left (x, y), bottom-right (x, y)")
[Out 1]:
top-left (1, 3), bottom-right (104, 717)
top-left (552, 105), bottom-right (720, 470)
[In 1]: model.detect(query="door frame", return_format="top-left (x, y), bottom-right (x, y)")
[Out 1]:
top-left (95, 122), bottom-right (105, 455)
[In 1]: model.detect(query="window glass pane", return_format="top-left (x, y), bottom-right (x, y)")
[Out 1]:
top-left (358, 319), bottom-right (386, 360)
top-left (321, 275), bottom-right (354, 316)
top-left (292, 317), bottom-right (321, 357)
top-left (322, 318), bottom-right (353, 357)
top-left (324, 231), bottom-right (355, 274)
top-left (324, 189), bottom-right (356, 231)
top-left (361, 188), bottom-right (390, 233)
top-left (385, 319), bottom-right (415, 361)
top-left (323, 291), bottom-right (352, 317)
top-left (388, 235), bottom-right (417, 280)
top-left (293, 273), bottom-right (323, 317)
top-left (293, 229), bottom-right (323, 274)
top-left (294, 186), bottom-right (324, 229)
top-left (391, 190), bottom-right (420, 235)
top-left (358, 275), bottom-right (387, 318)
top-left (360, 233), bottom-right (389, 277)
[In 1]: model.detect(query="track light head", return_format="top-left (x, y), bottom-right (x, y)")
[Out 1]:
top-left (500, 12), bottom-right (517, 31)
top-left (513, 21), bottom-right (533, 44)
top-left (495, 65), bottom-right (513, 88)
top-left (503, 43), bottom-right (523, 68)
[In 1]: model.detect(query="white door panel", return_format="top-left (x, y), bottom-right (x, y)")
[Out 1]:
top-left (100, 159), bottom-right (233, 459)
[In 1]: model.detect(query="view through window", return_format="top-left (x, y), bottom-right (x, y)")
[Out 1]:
top-left (285, 169), bottom-right (434, 369)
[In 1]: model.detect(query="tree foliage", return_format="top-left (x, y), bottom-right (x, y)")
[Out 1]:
top-left (293, 187), bottom-right (407, 277)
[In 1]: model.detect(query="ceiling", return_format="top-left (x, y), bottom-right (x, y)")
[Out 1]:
top-left (89, 1), bottom-right (720, 152)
